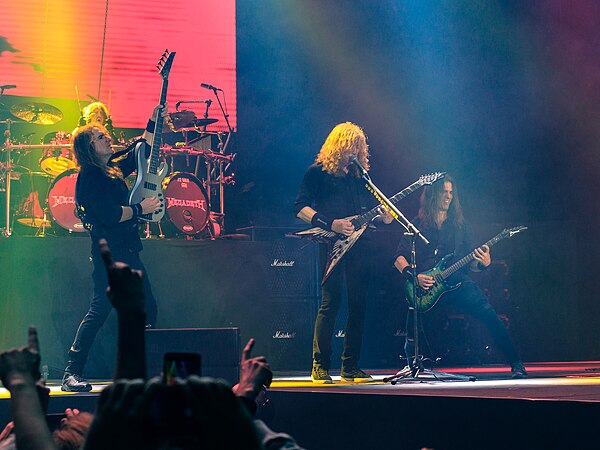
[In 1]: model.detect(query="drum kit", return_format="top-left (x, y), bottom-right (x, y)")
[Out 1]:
top-left (1, 100), bottom-right (235, 238)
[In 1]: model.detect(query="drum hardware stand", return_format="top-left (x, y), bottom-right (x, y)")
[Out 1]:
top-left (348, 159), bottom-right (474, 383)
top-left (34, 208), bottom-right (50, 237)
top-left (1, 118), bottom-right (14, 237)
top-left (142, 221), bottom-right (165, 239)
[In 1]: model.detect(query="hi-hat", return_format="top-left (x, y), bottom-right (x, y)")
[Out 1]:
top-left (10, 102), bottom-right (63, 125)
top-left (193, 118), bottom-right (218, 126)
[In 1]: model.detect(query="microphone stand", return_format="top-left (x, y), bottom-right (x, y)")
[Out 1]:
top-left (206, 87), bottom-right (234, 233)
top-left (352, 163), bottom-right (474, 383)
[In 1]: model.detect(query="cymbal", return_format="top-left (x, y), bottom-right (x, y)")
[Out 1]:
top-left (167, 110), bottom-right (197, 131)
top-left (193, 118), bottom-right (218, 127)
top-left (10, 102), bottom-right (63, 125)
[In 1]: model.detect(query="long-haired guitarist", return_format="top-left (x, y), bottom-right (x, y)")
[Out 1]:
top-left (393, 175), bottom-right (527, 378)
top-left (60, 104), bottom-right (166, 392)
top-left (294, 122), bottom-right (392, 384)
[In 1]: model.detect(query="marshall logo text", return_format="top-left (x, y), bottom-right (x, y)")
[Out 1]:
top-left (273, 331), bottom-right (297, 339)
top-left (271, 259), bottom-right (295, 267)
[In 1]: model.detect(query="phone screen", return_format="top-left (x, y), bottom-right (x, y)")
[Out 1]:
top-left (162, 352), bottom-right (202, 385)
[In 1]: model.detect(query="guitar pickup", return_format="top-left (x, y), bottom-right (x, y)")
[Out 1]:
top-left (144, 181), bottom-right (157, 190)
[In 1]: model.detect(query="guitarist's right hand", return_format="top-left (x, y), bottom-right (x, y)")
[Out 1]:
top-left (417, 273), bottom-right (435, 290)
top-left (140, 197), bottom-right (161, 214)
top-left (331, 219), bottom-right (354, 236)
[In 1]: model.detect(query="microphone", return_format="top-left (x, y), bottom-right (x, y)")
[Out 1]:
top-left (0, 85), bottom-right (16, 90)
top-left (349, 155), bottom-right (368, 175)
top-left (86, 94), bottom-right (99, 102)
top-left (200, 83), bottom-right (222, 91)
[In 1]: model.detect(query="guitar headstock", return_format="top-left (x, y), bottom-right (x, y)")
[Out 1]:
top-left (502, 226), bottom-right (528, 238)
top-left (157, 50), bottom-right (176, 80)
top-left (419, 172), bottom-right (447, 186)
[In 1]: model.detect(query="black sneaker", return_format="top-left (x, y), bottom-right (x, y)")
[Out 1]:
top-left (511, 361), bottom-right (528, 379)
top-left (340, 367), bottom-right (374, 383)
top-left (61, 373), bottom-right (92, 392)
top-left (311, 366), bottom-right (333, 384)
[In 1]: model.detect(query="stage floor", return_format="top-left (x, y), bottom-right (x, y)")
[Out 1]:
top-left (2, 361), bottom-right (600, 402)
top-left (2, 362), bottom-right (600, 449)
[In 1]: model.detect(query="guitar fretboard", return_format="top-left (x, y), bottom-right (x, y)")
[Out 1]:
top-left (439, 232), bottom-right (508, 280)
top-left (149, 80), bottom-right (168, 175)
top-left (352, 180), bottom-right (424, 229)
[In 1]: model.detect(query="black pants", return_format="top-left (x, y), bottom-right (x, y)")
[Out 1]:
top-left (65, 248), bottom-right (157, 376)
top-left (405, 280), bottom-right (520, 365)
top-left (313, 240), bottom-right (372, 370)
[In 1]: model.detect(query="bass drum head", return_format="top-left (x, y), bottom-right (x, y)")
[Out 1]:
top-left (163, 172), bottom-right (209, 235)
top-left (47, 169), bottom-right (85, 232)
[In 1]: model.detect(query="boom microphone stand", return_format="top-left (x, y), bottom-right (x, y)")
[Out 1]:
top-left (348, 157), bottom-right (474, 383)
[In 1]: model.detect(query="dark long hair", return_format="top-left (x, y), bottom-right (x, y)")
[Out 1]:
top-left (418, 174), bottom-right (464, 229)
top-left (71, 124), bottom-right (122, 178)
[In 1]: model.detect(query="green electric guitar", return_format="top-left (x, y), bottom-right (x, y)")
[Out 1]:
top-left (405, 226), bottom-right (527, 313)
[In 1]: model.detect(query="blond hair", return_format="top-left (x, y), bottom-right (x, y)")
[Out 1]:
top-left (316, 122), bottom-right (369, 176)
top-left (82, 102), bottom-right (109, 124)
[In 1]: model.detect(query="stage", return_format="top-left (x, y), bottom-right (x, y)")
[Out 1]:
top-left (1, 362), bottom-right (599, 449)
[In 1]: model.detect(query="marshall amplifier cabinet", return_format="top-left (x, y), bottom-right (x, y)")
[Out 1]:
top-left (237, 226), bottom-right (320, 299)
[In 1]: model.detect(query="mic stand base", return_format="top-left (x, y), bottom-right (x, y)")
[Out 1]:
top-left (383, 360), bottom-right (476, 384)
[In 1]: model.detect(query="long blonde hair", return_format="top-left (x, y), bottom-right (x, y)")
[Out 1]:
top-left (316, 122), bottom-right (370, 176)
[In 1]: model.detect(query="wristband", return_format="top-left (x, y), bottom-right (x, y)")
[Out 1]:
top-left (145, 119), bottom-right (156, 133)
top-left (311, 212), bottom-right (333, 231)
top-left (477, 262), bottom-right (489, 271)
top-left (401, 266), bottom-right (414, 281)
top-left (131, 203), bottom-right (143, 220)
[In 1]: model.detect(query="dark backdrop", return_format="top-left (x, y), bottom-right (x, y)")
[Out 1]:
top-left (231, 0), bottom-right (600, 360)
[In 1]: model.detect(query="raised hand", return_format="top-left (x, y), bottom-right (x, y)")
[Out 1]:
top-left (232, 338), bottom-right (272, 400)
top-left (99, 239), bottom-right (145, 313)
top-left (0, 326), bottom-right (41, 390)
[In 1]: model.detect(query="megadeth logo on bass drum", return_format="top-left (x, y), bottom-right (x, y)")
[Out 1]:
top-left (166, 197), bottom-right (206, 211)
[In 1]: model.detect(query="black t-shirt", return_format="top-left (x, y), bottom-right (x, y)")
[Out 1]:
top-left (293, 163), bottom-right (373, 220)
top-left (75, 148), bottom-right (141, 254)
top-left (395, 217), bottom-right (475, 283)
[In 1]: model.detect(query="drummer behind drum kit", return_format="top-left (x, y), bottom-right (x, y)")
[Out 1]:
top-left (1, 100), bottom-right (234, 238)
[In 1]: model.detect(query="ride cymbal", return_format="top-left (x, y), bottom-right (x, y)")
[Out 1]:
top-left (10, 102), bottom-right (63, 125)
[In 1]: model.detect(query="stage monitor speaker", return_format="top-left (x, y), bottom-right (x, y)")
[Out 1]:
top-left (146, 328), bottom-right (240, 385)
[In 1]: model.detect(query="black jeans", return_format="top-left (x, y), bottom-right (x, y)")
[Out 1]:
top-left (313, 240), bottom-right (372, 370)
top-left (405, 279), bottom-right (520, 365)
top-left (65, 248), bottom-right (157, 376)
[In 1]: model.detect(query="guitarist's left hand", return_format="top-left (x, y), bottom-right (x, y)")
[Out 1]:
top-left (472, 245), bottom-right (491, 270)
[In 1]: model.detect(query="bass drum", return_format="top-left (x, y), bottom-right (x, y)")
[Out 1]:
top-left (46, 169), bottom-right (85, 232)
top-left (163, 172), bottom-right (209, 235)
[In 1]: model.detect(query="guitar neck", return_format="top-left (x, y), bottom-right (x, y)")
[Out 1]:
top-left (440, 232), bottom-right (506, 279)
top-left (148, 79), bottom-right (168, 175)
top-left (353, 180), bottom-right (424, 228)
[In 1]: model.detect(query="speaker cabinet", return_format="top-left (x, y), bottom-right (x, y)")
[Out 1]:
top-left (146, 328), bottom-right (240, 385)
top-left (254, 299), bottom-right (316, 371)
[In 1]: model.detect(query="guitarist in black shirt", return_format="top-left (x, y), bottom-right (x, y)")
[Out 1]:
top-left (393, 175), bottom-right (527, 378)
top-left (294, 122), bottom-right (392, 383)
top-left (61, 105), bottom-right (165, 391)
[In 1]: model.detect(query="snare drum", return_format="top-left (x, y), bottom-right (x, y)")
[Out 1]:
top-left (46, 169), bottom-right (85, 232)
top-left (163, 172), bottom-right (209, 235)
top-left (40, 131), bottom-right (76, 176)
